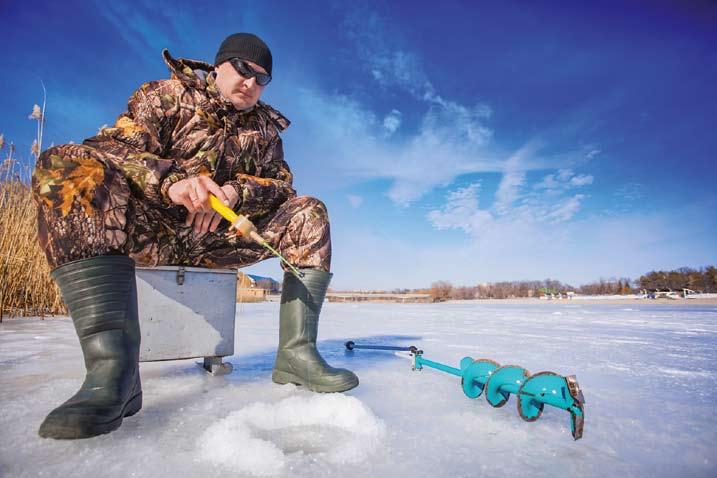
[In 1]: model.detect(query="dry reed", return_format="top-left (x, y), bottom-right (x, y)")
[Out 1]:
top-left (0, 94), bottom-right (65, 320)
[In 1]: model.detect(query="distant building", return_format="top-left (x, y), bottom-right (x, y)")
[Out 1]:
top-left (643, 288), bottom-right (696, 299)
top-left (236, 272), bottom-right (267, 302)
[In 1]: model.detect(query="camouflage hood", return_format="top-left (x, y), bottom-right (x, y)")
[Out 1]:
top-left (161, 49), bottom-right (290, 132)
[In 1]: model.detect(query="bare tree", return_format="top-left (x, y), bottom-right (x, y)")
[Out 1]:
top-left (430, 281), bottom-right (453, 302)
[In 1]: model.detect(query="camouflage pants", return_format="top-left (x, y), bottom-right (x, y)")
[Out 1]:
top-left (32, 144), bottom-right (331, 272)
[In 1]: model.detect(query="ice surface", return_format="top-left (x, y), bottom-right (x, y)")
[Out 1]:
top-left (1, 302), bottom-right (716, 477)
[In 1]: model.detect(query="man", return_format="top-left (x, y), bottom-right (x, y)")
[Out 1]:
top-left (32, 32), bottom-right (358, 440)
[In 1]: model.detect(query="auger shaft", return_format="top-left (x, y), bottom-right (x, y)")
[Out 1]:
top-left (414, 355), bottom-right (462, 377)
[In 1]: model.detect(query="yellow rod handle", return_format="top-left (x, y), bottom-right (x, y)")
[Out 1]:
top-left (208, 194), bottom-right (239, 224)
top-left (207, 194), bottom-right (305, 279)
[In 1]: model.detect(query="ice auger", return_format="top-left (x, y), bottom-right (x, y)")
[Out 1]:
top-left (345, 341), bottom-right (585, 440)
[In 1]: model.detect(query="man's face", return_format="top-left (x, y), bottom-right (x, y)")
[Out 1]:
top-left (214, 59), bottom-right (267, 111)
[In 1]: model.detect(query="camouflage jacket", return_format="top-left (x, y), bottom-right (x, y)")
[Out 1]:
top-left (82, 49), bottom-right (295, 220)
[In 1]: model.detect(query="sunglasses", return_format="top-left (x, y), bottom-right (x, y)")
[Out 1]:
top-left (228, 58), bottom-right (272, 86)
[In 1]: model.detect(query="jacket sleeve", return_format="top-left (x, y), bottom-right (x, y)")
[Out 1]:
top-left (224, 135), bottom-right (296, 220)
top-left (82, 81), bottom-right (187, 207)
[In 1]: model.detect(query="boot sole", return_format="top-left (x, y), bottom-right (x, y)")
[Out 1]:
top-left (272, 370), bottom-right (359, 393)
top-left (38, 392), bottom-right (143, 440)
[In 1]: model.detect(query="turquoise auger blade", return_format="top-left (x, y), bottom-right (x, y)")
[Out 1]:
top-left (459, 357), bottom-right (499, 399)
top-left (517, 372), bottom-right (586, 440)
top-left (484, 365), bottom-right (530, 408)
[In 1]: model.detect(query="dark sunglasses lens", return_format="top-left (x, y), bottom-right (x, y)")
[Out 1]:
top-left (231, 59), bottom-right (250, 76)
top-left (256, 74), bottom-right (271, 86)
top-left (231, 59), bottom-right (271, 85)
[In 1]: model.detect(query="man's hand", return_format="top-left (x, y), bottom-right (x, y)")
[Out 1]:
top-left (168, 176), bottom-right (240, 233)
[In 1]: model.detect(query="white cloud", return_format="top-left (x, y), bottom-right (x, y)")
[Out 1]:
top-left (343, 9), bottom-right (434, 100)
top-left (382, 110), bottom-right (402, 136)
top-left (427, 146), bottom-right (593, 246)
top-left (347, 194), bottom-right (363, 208)
top-left (614, 182), bottom-right (646, 201)
top-left (571, 174), bottom-right (594, 187)
top-left (426, 183), bottom-right (493, 236)
top-left (535, 168), bottom-right (594, 194)
top-left (586, 148), bottom-right (601, 160)
top-left (543, 194), bottom-right (586, 223)
top-left (322, 6), bottom-right (507, 206)
top-left (324, 199), bottom-right (717, 290)
top-left (494, 144), bottom-right (534, 214)
top-left (273, 5), bottom-right (591, 208)
top-left (284, 86), bottom-right (503, 205)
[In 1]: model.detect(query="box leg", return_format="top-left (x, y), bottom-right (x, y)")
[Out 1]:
top-left (202, 356), bottom-right (233, 375)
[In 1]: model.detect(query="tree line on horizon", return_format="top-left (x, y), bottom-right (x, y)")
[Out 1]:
top-left (388, 265), bottom-right (717, 301)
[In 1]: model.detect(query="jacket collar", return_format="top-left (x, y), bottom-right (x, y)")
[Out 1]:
top-left (161, 49), bottom-right (290, 132)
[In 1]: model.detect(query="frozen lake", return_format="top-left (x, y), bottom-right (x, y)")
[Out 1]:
top-left (1, 301), bottom-right (716, 477)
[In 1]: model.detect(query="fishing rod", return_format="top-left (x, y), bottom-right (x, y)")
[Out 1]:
top-left (208, 194), bottom-right (303, 279)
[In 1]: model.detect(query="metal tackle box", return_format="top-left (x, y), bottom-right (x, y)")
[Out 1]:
top-left (135, 266), bottom-right (237, 374)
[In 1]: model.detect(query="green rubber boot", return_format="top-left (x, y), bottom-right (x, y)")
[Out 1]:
top-left (39, 255), bottom-right (142, 439)
top-left (272, 269), bottom-right (359, 393)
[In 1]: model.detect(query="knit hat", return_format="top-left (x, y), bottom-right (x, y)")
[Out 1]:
top-left (215, 33), bottom-right (272, 77)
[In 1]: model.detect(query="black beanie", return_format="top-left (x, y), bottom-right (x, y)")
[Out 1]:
top-left (215, 33), bottom-right (272, 77)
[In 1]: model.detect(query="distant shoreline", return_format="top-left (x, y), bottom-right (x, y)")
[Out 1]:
top-left (443, 297), bottom-right (717, 306)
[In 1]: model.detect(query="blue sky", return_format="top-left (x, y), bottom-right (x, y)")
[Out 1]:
top-left (3, 0), bottom-right (716, 289)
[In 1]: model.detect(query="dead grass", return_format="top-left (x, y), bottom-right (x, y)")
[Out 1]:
top-left (0, 95), bottom-right (66, 320)
top-left (0, 165), bottom-right (65, 320)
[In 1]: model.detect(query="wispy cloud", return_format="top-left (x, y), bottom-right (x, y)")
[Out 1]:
top-left (494, 144), bottom-right (536, 214)
top-left (586, 148), bottom-right (601, 160)
top-left (326, 201), bottom-right (715, 289)
top-left (427, 142), bottom-right (594, 243)
top-left (94, 0), bottom-right (202, 66)
top-left (273, 5), bottom-right (593, 209)
top-left (285, 86), bottom-right (504, 203)
top-left (343, 9), bottom-right (435, 100)
top-left (329, 6), bottom-right (502, 205)
top-left (534, 168), bottom-right (594, 194)
top-left (347, 194), bottom-right (363, 208)
top-left (382, 109), bottom-right (402, 136)
top-left (426, 183), bottom-right (493, 236)
top-left (542, 194), bottom-right (587, 223)
top-left (614, 182), bottom-right (646, 201)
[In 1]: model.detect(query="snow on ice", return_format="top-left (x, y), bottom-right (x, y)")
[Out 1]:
top-left (1, 301), bottom-right (716, 477)
top-left (198, 394), bottom-right (385, 475)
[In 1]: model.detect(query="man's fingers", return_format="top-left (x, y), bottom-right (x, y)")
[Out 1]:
top-left (202, 177), bottom-right (229, 205)
top-left (221, 184), bottom-right (240, 208)
top-left (193, 179), bottom-right (208, 211)
top-left (193, 212), bottom-right (205, 233)
top-left (209, 213), bottom-right (223, 232)
top-left (179, 192), bottom-right (196, 213)
top-left (200, 212), bottom-right (215, 233)
top-left (185, 210), bottom-right (196, 227)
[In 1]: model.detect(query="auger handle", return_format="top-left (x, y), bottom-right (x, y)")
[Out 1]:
top-left (344, 341), bottom-right (421, 354)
